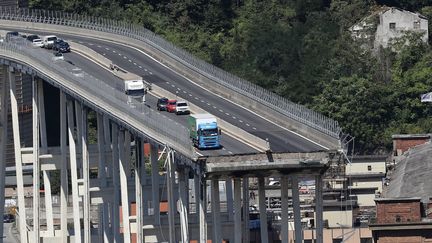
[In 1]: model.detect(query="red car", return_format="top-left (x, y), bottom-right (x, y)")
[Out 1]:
top-left (166, 99), bottom-right (177, 113)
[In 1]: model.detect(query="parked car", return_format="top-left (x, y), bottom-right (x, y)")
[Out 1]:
top-left (157, 97), bottom-right (169, 111)
top-left (32, 38), bottom-right (43, 47)
top-left (175, 101), bottom-right (190, 115)
top-left (52, 52), bottom-right (64, 61)
top-left (53, 39), bottom-right (70, 53)
top-left (166, 99), bottom-right (177, 113)
top-left (26, 34), bottom-right (39, 42)
top-left (3, 214), bottom-right (14, 223)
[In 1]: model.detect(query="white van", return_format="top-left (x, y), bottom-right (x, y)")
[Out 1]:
top-left (42, 35), bottom-right (57, 49)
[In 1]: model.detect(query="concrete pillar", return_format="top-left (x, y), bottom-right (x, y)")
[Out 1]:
top-left (60, 91), bottom-right (68, 243)
top-left (135, 138), bottom-right (144, 243)
top-left (97, 113), bottom-right (109, 242)
top-left (242, 176), bottom-right (250, 243)
top-left (281, 175), bottom-right (289, 243)
top-left (166, 149), bottom-right (176, 243)
top-left (194, 173), bottom-right (200, 216)
top-left (315, 174), bottom-right (324, 243)
top-left (199, 174), bottom-right (207, 243)
top-left (258, 177), bottom-right (268, 243)
top-left (233, 178), bottom-right (242, 243)
top-left (226, 178), bottom-right (234, 221)
top-left (178, 168), bottom-right (189, 243)
top-left (150, 143), bottom-right (160, 224)
top-left (67, 100), bottom-right (82, 243)
top-left (111, 124), bottom-right (121, 243)
top-left (119, 129), bottom-right (131, 243)
top-left (0, 65), bottom-right (9, 242)
top-left (79, 106), bottom-right (91, 243)
top-left (32, 76), bottom-right (40, 243)
top-left (9, 69), bottom-right (28, 243)
top-left (211, 178), bottom-right (221, 243)
top-left (38, 79), bottom-right (54, 236)
top-left (292, 175), bottom-right (302, 242)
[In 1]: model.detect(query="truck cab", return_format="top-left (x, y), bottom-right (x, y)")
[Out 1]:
top-left (188, 114), bottom-right (221, 149)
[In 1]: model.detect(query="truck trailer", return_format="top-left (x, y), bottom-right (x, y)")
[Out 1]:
top-left (110, 63), bottom-right (151, 103)
top-left (188, 114), bottom-right (221, 149)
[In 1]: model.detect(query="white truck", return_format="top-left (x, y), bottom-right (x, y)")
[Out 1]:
top-left (110, 63), bottom-right (151, 103)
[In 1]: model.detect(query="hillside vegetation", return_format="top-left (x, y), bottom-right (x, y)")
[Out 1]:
top-left (29, 0), bottom-right (432, 154)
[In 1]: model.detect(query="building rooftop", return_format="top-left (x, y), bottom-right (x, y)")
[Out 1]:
top-left (386, 142), bottom-right (432, 202)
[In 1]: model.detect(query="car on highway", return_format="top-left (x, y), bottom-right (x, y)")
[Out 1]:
top-left (53, 39), bottom-right (71, 53)
top-left (52, 52), bottom-right (64, 61)
top-left (175, 101), bottom-right (190, 115)
top-left (166, 99), bottom-right (177, 113)
top-left (32, 38), bottom-right (43, 47)
top-left (157, 97), bottom-right (169, 111)
top-left (26, 34), bottom-right (39, 42)
top-left (42, 35), bottom-right (57, 49)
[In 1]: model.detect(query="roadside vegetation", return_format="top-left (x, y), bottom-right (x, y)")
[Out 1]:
top-left (28, 0), bottom-right (432, 154)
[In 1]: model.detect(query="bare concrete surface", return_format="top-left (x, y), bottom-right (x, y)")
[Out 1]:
top-left (2, 223), bottom-right (18, 243)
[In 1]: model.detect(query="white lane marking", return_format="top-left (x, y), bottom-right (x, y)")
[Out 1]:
top-left (123, 56), bottom-right (127, 59)
top-left (222, 147), bottom-right (226, 150)
top-left (113, 50), bottom-right (116, 53)
top-left (128, 59), bottom-right (132, 62)
top-left (246, 123), bottom-right (250, 126)
top-left (195, 97), bottom-right (199, 100)
top-left (102, 53), bottom-right (106, 56)
top-left (213, 106), bottom-right (217, 109)
top-left (225, 113), bottom-right (230, 116)
top-left (149, 72), bottom-right (153, 75)
top-left (138, 65), bottom-right (142, 68)
top-left (207, 103), bottom-right (211, 106)
top-left (144, 69), bottom-right (148, 72)
top-left (171, 85), bottom-right (175, 87)
top-left (233, 116), bottom-right (236, 119)
top-left (166, 81), bottom-right (170, 84)
top-left (78, 41), bottom-right (83, 43)
top-left (228, 151), bottom-right (233, 154)
top-left (219, 109), bottom-right (223, 112)
top-left (118, 53), bottom-right (122, 56)
top-left (239, 120), bottom-right (243, 123)
top-left (201, 100), bottom-right (205, 103)
top-left (183, 91), bottom-right (187, 93)
top-left (189, 94), bottom-right (193, 97)
top-left (133, 62), bottom-right (137, 65)
top-left (105, 47), bottom-right (110, 50)
top-left (97, 45), bottom-right (102, 48)
top-left (196, 151), bottom-right (204, 156)
top-left (89, 43), bottom-right (94, 46)
top-left (177, 88), bottom-right (181, 90)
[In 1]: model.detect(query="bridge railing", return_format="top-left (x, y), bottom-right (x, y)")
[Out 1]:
top-left (0, 7), bottom-right (342, 140)
top-left (0, 38), bottom-right (195, 157)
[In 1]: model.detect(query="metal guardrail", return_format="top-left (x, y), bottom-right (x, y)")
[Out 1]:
top-left (0, 7), bottom-right (342, 139)
top-left (0, 38), bottom-right (195, 157)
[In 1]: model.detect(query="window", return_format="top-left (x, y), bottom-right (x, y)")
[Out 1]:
top-left (367, 165), bottom-right (372, 171)
top-left (389, 22), bottom-right (396, 29)
top-left (333, 239), bottom-right (343, 243)
top-left (396, 215), bottom-right (401, 222)
top-left (414, 21), bottom-right (421, 29)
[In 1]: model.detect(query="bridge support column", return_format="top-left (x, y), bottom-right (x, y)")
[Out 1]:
top-left (60, 91), bottom-right (68, 243)
top-left (242, 176), bottom-right (250, 243)
top-left (198, 173), bottom-right (207, 243)
top-left (111, 124), bottom-right (121, 243)
top-left (292, 174), bottom-right (303, 243)
top-left (119, 129), bottom-right (131, 243)
top-left (281, 175), bottom-right (289, 243)
top-left (226, 178), bottom-right (234, 222)
top-left (9, 68), bottom-right (28, 243)
top-left (315, 174), bottom-right (324, 243)
top-left (77, 104), bottom-right (90, 243)
top-left (233, 177), bottom-right (242, 243)
top-left (211, 178), bottom-right (221, 243)
top-left (38, 79), bottom-right (54, 236)
top-left (97, 113), bottom-right (110, 242)
top-left (32, 76), bottom-right (40, 243)
top-left (67, 99), bottom-right (82, 243)
top-left (135, 138), bottom-right (144, 243)
top-left (258, 177), bottom-right (269, 243)
top-left (0, 65), bottom-right (9, 242)
top-left (167, 149), bottom-right (176, 243)
top-left (178, 168), bottom-right (189, 243)
top-left (150, 143), bottom-right (160, 224)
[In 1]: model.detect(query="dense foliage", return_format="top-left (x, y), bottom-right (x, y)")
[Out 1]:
top-left (28, 0), bottom-right (432, 154)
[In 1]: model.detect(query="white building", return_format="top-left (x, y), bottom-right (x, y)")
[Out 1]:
top-left (351, 7), bottom-right (428, 50)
